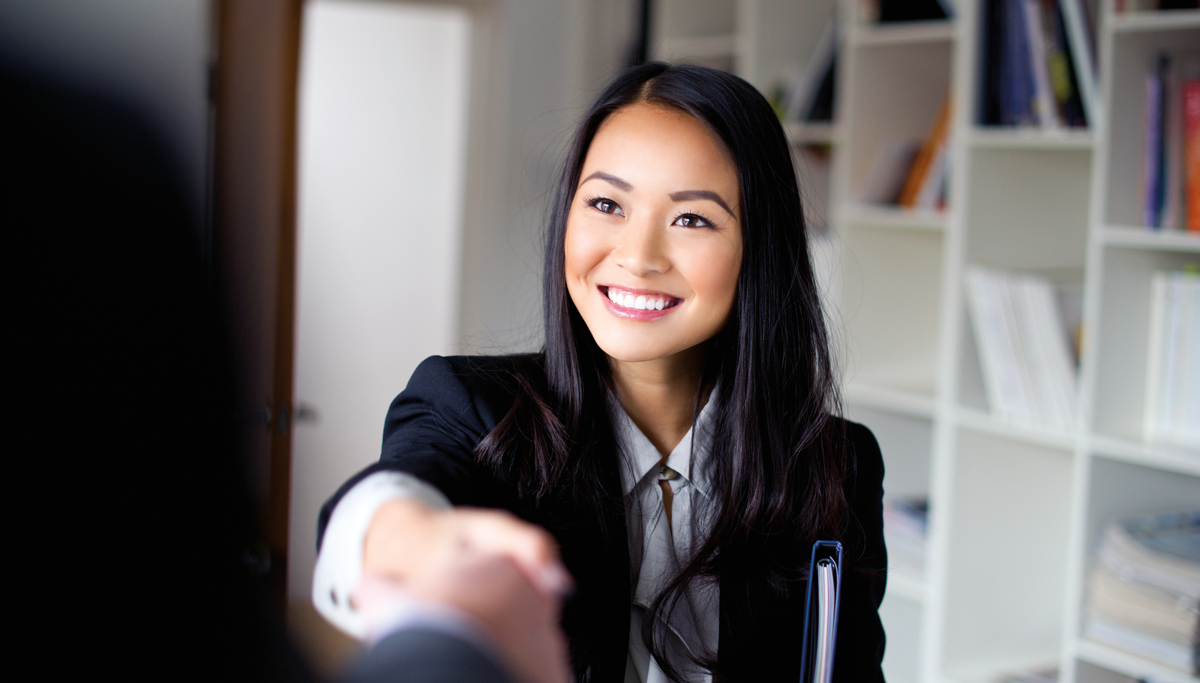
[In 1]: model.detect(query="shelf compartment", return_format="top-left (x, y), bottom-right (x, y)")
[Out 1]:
top-left (956, 407), bottom-right (1077, 451)
top-left (964, 147), bottom-right (1091, 270)
top-left (967, 127), bottom-right (1093, 150)
top-left (840, 227), bottom-right (944, 398)
top-left (843, 38), bottom-right (952, 204)
top-left (941, 430), bottom-right (1073, 677)
top-left (1075, 638), bottom-right (1199, 683)
top-left (1110, 9), bottom-right (1200, 33)
top-left (842, 203), bottom-right (947, 231)
top-left (1091, 248), bottom-right (1200, 443)
top-left (1090, 434), bottom-right (1200, 478)
top-left (1099, 25), bottom-right (1200, 228)
top-left (853, 20), bottom-right (956, 46)
top-left (1102, 226), bottom-right (1200, 253)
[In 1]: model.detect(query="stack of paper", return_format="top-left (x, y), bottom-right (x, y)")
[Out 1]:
top-left (1084, 510), bottom-right (1200, 675)
top-left (964, 266), bottom-right (1079, 432)
top-left (1144, 270), bottom-right (1200, 448)
top-left (883, 497), bottom-right (928, 581)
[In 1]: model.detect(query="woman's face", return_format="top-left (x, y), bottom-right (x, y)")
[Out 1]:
top-left (564, 104), bottom-right (743, 364)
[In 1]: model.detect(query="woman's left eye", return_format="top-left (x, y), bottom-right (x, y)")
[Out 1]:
top-left (672, 213), bottom-right (711, 228)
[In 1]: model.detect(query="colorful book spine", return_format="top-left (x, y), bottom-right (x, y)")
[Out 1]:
top-left (1144, 57), bottom-right (1166, 229)
top-left (1185, 78), bottom-right (1200, 232)
top-left (898, 95), bottom-right (952, 208)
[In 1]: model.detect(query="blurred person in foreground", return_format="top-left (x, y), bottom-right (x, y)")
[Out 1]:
top-left (2, 59), bottom-right (570, 683)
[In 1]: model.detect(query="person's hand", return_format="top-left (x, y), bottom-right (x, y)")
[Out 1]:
top-left (356, 552), bottom-right (571, 683)
top-left (363, 499), bottom-right (572, 598)
top-left (358, 500), bottom-right (573, 683)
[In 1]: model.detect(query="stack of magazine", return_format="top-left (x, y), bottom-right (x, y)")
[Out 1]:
top-left (964, 266), bottom-right (1080, 432)
top-left (1084, 510), bottom-right (1200, 675)
top-left (883, 497), bottom-right (928, 582)
top-left (1143, 269), bottom-right (1200, 448)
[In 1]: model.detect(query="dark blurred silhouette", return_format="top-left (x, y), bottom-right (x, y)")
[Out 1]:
top-left (3, 55), bottom-right (559, 683)
top-left (5, 57), bottom-right (303, 679)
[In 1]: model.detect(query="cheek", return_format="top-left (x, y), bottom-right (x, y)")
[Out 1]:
top-left (686, 241), bottom-right (742, 311)
top-left (563, 216), bottom-right (605, 292)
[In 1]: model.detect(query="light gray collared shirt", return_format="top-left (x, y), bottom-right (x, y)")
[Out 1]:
top-left (616, 393), bottom-right (720, 683)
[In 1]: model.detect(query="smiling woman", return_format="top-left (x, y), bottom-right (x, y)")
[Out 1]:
top-left (312, 62), bottom-right (887, 683)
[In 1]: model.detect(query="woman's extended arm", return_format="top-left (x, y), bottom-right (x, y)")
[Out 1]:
top-left (312, 356), bottom-right (566, 637)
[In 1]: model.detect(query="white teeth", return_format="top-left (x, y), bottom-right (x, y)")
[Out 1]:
top-left (607, 288), bottom-right (673, 311)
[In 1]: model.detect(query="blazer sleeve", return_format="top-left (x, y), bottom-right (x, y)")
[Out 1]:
top-left (833, 421), bottom-right (888, 683)
top-left (316, 355), bottom-right (515, 550)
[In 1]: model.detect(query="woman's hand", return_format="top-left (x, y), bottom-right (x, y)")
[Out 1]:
top-left (363, 498), bottom-right (573, 599)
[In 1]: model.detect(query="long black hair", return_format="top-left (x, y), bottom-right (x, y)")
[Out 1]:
top-left (477, 62), bottom-right (847, 681)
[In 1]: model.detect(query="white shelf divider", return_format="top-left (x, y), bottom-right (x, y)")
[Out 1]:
top-left (1088, 434), bottom-right (1200, 478)
top-left (1101, 225), bottom-right (1200, 252)
top-left (1074, 638), bottom-right (1200, 683)
top-left (853, 19), bottom-right (956, 47)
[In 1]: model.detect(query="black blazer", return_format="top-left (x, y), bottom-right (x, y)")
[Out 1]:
top-left (319, 355), bottom-right (887, 683)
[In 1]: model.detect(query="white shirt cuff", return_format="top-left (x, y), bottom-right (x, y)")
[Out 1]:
top-left (311, 470), bottom-right (451, 638)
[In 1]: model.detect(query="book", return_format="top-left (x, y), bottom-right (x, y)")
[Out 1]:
top-left (1145, 55), bottom-right (1168, 228)
top-left (1022, 0), bottom-right (1061, 128)
top-left (1003, 0), bottom-right (1038, 126)
top-left (1143, 270), bottom-right (1200, 448)
top-left (1059, 0), bottom-right (1097, 125)
top-left (860, 139), bottom-right (921, 205)
top-left (965, 266), bottom-right (1079, 431)
top-left (898, 94), bottom-right (952, 208)
top-left (980, 0), bottom-right (1092, 128)
top-left (784, 17), bottom-right (838, 123)
top-left (1185, 78), bottom-right (1200, 231)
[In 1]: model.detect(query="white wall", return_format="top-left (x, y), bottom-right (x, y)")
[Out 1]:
top-left (290, 0), bottom-right (471, 601)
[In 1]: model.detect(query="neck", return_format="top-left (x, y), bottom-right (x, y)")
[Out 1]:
top-left (610, 345), bottom-right (708, 459)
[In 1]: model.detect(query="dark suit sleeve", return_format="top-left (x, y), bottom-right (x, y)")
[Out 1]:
top-left (317, 356), bottom-right (511, 550)
top-left (343, 629), bottom-right (515, 683)
top-left (833, 421), bottom-right (887, 683)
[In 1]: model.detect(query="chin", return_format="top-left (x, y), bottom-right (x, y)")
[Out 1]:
top-left (591, 336), bottom-right (676, 364)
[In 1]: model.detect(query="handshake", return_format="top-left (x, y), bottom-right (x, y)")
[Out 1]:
top-left (345, 500), bottom-right (575, 683)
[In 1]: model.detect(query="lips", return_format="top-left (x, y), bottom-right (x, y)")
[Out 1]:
top-left (599, 285), bottom-right (681, 320)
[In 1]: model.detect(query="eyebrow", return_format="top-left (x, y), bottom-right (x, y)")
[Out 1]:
top-left (579, 172), bottom-right (737, 219)
top-left (669, 190), bottom-right (736, 218)
top-left (579, 171), bottom-right (632, 192)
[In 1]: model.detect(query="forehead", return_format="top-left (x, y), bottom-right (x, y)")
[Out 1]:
top-left (582, 104), bottom-right (739, 198)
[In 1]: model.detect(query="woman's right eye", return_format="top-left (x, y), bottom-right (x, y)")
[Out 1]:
top-left (588, 197), bottom-right (624, 216)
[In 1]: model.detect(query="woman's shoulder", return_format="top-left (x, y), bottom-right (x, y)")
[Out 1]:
top-left (396, 353), bottom-right (547, 427)
top-left (825, 416), bottom-right (884, 490)
top-left (407, 353), bottom-right (546, 396)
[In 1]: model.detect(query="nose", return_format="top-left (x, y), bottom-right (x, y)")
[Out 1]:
top-left (612, 216), bottom-right (669, 277)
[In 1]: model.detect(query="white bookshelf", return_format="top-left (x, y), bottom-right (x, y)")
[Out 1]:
top-left (650, 1), bottom-right (1200, 682)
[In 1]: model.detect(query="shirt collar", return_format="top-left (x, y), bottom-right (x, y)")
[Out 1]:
top-left (614, 385), bottom-right (719, 499)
